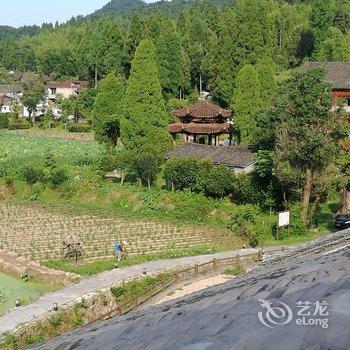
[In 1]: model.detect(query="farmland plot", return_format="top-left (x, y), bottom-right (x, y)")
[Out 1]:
top-left (0, 131), bottom-right (101, 177)
top-left (0, 203), bottom-right (239, 263)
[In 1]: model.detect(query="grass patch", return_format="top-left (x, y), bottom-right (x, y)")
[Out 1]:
top-left (0, 302), bottom-right (86, 350)
top-left (111, 273), bottom-right (171, 304)
top-left (224, 265), bottom-right (244, 276)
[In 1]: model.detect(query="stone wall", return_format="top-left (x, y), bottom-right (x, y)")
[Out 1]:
top-left (0, 250), bottom-right (78, 286)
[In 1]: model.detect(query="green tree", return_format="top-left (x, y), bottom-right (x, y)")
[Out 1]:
top-left (60, 98), bottom-right (80, 123)
top-left (43, 109), bottom-right (55, 130)
top-left (231, 65), bottom-right (263, 145)
top-left (102, 21), bottom-right (126, 76)
top-left (275, 69), bottom-right (346, 224)
top-left (88, 20), bottom-right (107, 86)
top-left (76, 87), bottom-right (97, 121)
top-left (126, 13), bottom-right (145, 65)
top-left (21, 88), bottom-right (43, 124)
top-left (195, 160), bottom-right (235, 198)
top-left (133, 152), bottom-right (159, 189)
top-left (309, 0), bottom-right (335, 55)
top-left (121, 39), bottom-right (169, 150)
top-left (317, 27), bottom-right (350, 61)
top-left (333, 0), bottom-right (350, 34)
top-left (93, 73), bottom-right (125, 146)
top-left (233, 0), bottom-right (273, 68)
top-left (156, 23), bottom-right (182, 97)
top-left (256, 58), bottom-right (277, 106)
top-left (212, 7), bottom-right (238, 106)
top-left (164, 157), bottom-right (199, 190)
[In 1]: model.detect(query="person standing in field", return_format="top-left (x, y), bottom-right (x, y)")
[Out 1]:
top-left (114, 242), bottom-right (123, 262)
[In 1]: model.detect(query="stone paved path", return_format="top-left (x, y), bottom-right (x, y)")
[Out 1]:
top-left (0, 248), bottom-right (269, 336)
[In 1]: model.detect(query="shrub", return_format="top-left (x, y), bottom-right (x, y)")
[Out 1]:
top-left (50, 168), bottom-right (69, 188)
top-left (196, 163), bottom-right (235, 198)
top-left (67, 123), bottom-right (91, 133)
top-left (164, 157), bottom-right (199, 190)
top-left (0, 113), bottom-right (9, 129)
top-left (133, 152), bottom-right (159, 188)
top-left (8, 119), bottom-right (32, 130)
top-left (233, 173), bottom-right (266, 204)
top-left (22, 165), bottom-right (44, 184)
top-left (195, 160), bottom-right (235, 198)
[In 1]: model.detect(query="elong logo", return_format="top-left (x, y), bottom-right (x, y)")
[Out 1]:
top-left (258, 299), bottom-right (293, 328)
top-left (258, 299), bottom-right (329, 329)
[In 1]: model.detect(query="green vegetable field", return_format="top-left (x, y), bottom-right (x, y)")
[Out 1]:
top-left (0, 131), bottom-right (102, 177)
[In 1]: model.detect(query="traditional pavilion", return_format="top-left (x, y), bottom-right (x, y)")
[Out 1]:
top-left (169, 100), bottom-right (232, 145)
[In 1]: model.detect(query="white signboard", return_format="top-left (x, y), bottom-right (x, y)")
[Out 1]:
top-left (278, 211), bottom-right (290, 228)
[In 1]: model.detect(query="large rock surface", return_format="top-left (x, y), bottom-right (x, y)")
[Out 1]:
top-left (34, 229), bottom-right (350, 350)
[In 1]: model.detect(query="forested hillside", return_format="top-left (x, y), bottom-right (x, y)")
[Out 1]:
top-left (90, 0), bottom-right (228, 18)
top-left (0, 25), bottom-right (40, 40)
top-left (0, 0), bottom-right (349, 106)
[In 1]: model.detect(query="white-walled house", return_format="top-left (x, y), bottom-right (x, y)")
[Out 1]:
top-left (0, 85), bottom-right (23, 115)
top-left (47, 80), bottom-right (89, 101)
top-left (1, 101), bottom-right (14, 114)
top-left (0, 84), bottom-right (23, 100)
top-left (0, 79), bottom-right (90, 120)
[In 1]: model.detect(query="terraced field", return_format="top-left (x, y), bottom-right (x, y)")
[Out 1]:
top-left (0, 203), bottom-right (240, 263)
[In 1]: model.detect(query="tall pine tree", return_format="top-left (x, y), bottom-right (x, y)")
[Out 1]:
top-left (156, 23), bottom-right (183, 97)
top-left (121, 39), bottom-right (169, 151)
top-left (231, 64), bottom-right (263, 145)
top-left (256, 58), bottom-right (277, 106)
top-left (309, 0), bottom-right (335, 56)
top-left (93, 73), bottom-right (125, 145)
top-left (233, 0), bottom-right (274, 68)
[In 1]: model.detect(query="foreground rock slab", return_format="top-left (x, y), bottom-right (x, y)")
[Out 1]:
top-left (33, 229), bottom-right (350, 350)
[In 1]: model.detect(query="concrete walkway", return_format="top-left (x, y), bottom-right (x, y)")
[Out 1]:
top-left (0, 248), bottom-right (267, 336)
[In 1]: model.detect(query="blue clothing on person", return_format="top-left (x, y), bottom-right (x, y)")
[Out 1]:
top-left (114, 243), bottom-right (122, 253)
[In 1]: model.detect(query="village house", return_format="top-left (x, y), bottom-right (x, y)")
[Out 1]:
top-left (0, 84), bottom-right (23, 114)
top-left (0, 84), bottom-right (23, 101)
top-left (169, 99), bottom-right (232, 145)
top-left (46, 80), bottom-right (89, 101)
top-left (301, 62), bottom-right (350, 114)
top-left (167, 143), bottom-right (255, 174)
top-left (9, 71), bottom-right (42, 83)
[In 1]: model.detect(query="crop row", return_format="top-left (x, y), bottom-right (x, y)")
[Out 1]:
top-left (0, 204), bottom-right (238, 263)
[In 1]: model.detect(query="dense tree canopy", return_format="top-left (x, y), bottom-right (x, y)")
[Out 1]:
top-left (0, 0), bottom-right (347, 95)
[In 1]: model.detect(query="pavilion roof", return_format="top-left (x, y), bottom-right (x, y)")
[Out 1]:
top-left (167, 143), bottom-right (255, 168)
top-left (168, 122), bottom-right (230, 134)
top-left (173, 100), bottom-right (232, 119)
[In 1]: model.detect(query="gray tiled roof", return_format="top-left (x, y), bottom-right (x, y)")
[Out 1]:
top-left (0, 84), bottom-right (23, 94)
top-left (167, 143), bottom-right (255, 168)
top-left (300, 61), bottom-right (350, 90)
